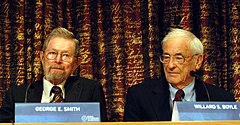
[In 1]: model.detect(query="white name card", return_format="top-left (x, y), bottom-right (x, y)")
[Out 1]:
top-left (15, 102), bottom-right (100, 123)
top-left (172, 102), bottom-right (240, 121)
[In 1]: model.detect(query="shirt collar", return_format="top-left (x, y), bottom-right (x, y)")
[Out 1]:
top-left (169, 77), bottom-right (195, 101)
top-left (43, 78), bottom-right (66, 98)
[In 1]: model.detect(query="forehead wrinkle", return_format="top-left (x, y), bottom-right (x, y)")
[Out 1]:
top-left (46, 48), bottom-right (72, 54)
top-left (163, 42), bottom-right (192, 56)
top-left (46, 38), bottom-right (76, 55)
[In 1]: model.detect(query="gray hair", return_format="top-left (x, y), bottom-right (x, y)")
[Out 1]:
top-left (162, 28), bottom-right (204, 55)
top-left (42, 27), bottom-right (79, 57)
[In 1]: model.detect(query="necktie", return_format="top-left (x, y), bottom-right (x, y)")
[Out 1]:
top-left (50, 86), bottom-right (64, 103)
top-left (174, 89), bottom-right (185, 101)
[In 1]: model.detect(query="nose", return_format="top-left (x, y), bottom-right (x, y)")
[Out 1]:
top-left (167, 57), bottom-right (176, 69)
top-left (55, 54), bottom-right (62, 63)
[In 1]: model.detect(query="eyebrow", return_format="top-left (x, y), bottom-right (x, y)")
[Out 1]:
top-left (163, 52), bottom-right (183, 56)
top-left (174, 53), bottom-right (183, 56)
top-left (46, 49), bottom-right (72, 53)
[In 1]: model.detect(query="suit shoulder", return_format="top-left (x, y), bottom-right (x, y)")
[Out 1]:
top-left (128, 78), bottom-right (162, 91)
top-left (10, 83), bottom-right (28, 89)
top-left (68, 76), bottom-right (100, 86)
top-left (205, 83), bottom-right (230, 93)
top-left (205, 83), bottom-right (235, 101)
top-left (79, 77), bottom-right (98, 83)
top-left (6, 83), bottom-right (29, 94)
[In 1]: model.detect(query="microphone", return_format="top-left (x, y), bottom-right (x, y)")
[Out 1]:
top-left (190, 71), bottom-right (196, 77)
top-left (24, 78), bottom-right (35, 103)
top-left (190, 71), bottom-right (211, 101)
top-left (24, 83), bottom-right (31, 103)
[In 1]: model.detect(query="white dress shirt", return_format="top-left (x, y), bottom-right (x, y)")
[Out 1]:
top-left (41, 78), bottom-right (66, 103)
top-left (169, 77), bottom-right (196, 109)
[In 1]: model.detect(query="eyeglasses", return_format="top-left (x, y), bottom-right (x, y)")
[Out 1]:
top-left (44, 51), bottom-right (74, 62)
top-left (160, 54), bottom-right (197, 64)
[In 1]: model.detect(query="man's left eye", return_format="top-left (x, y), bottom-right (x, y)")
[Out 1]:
top-left (62, 54), bottom-right (69, 57)
top-left (175, 56), bottom-right (183, 59)
top-left (49, 52), bottom-right (57, 55)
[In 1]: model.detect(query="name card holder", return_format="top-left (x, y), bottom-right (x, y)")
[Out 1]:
top-left (172, 102), bottom-right (240, 121)
top-left (15, 102), bottom-right (100, 123)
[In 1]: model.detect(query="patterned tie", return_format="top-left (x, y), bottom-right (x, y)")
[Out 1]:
top-left (173, 89), bottom-right (185, 101)
top-left (50, 86), bottom-right (64, 103)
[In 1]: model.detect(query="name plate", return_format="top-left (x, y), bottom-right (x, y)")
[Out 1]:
top-left (15, 102), bottom-right (100, 123)
top-left (172, 102), bottom-right (240, 121)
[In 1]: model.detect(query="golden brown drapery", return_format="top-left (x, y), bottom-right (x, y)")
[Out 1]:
top-left (0, 0), bottom-right (239, 121)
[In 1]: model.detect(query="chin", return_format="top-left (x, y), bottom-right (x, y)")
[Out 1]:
top-left (168, 81), bottom-right (179, 85)
top-left (166, 78), bottom-right (180, 85)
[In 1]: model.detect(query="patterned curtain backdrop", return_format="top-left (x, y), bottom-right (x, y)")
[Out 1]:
top-left (0, 0), bottom-right (239, 121)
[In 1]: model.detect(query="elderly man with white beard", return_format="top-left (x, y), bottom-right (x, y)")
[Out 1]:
top-left (0, 27), bottom-right (108, 122)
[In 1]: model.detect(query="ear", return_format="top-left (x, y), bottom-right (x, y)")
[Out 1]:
top-left (195, 54), bottom-right (203, 70)
top-left (39, 51), bottom-right (44, 64)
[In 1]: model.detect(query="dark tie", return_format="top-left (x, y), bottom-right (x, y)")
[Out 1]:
top-left (173, 89), bottom-right (185, 101)
top-left (50, 86), bottom-right (64, 103)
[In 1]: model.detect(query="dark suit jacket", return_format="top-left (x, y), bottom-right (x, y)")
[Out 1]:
top-left (123, 77), bottom-right (235, 121)
top-left (0, 76), bottom-right (108, 122)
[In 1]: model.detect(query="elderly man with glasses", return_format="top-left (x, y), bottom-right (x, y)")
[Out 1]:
top-left (0, 27), bottom-right (108, 122)
top-left (124, 28), bottom-right (235, 121)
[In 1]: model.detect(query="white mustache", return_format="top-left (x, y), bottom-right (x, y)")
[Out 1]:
top-left (49, 65), bottom-right (64, 70)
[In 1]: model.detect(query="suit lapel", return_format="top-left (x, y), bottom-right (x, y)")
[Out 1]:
top-left (148, 77), bottom-right (209, 120)
top-left (195, 78), bottom-right (209, 101)
top-left (26, 76), bottom-right (83, 102)
top-left (28, 81), bottom-right (43, 102)
top-left (150, 78), bottom-right (171, 120)
top-left (64, 76), bottom-right (83, 102)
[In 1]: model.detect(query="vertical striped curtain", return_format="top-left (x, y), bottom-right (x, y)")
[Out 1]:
top-left (0, 0), bottom-right (239, 121)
